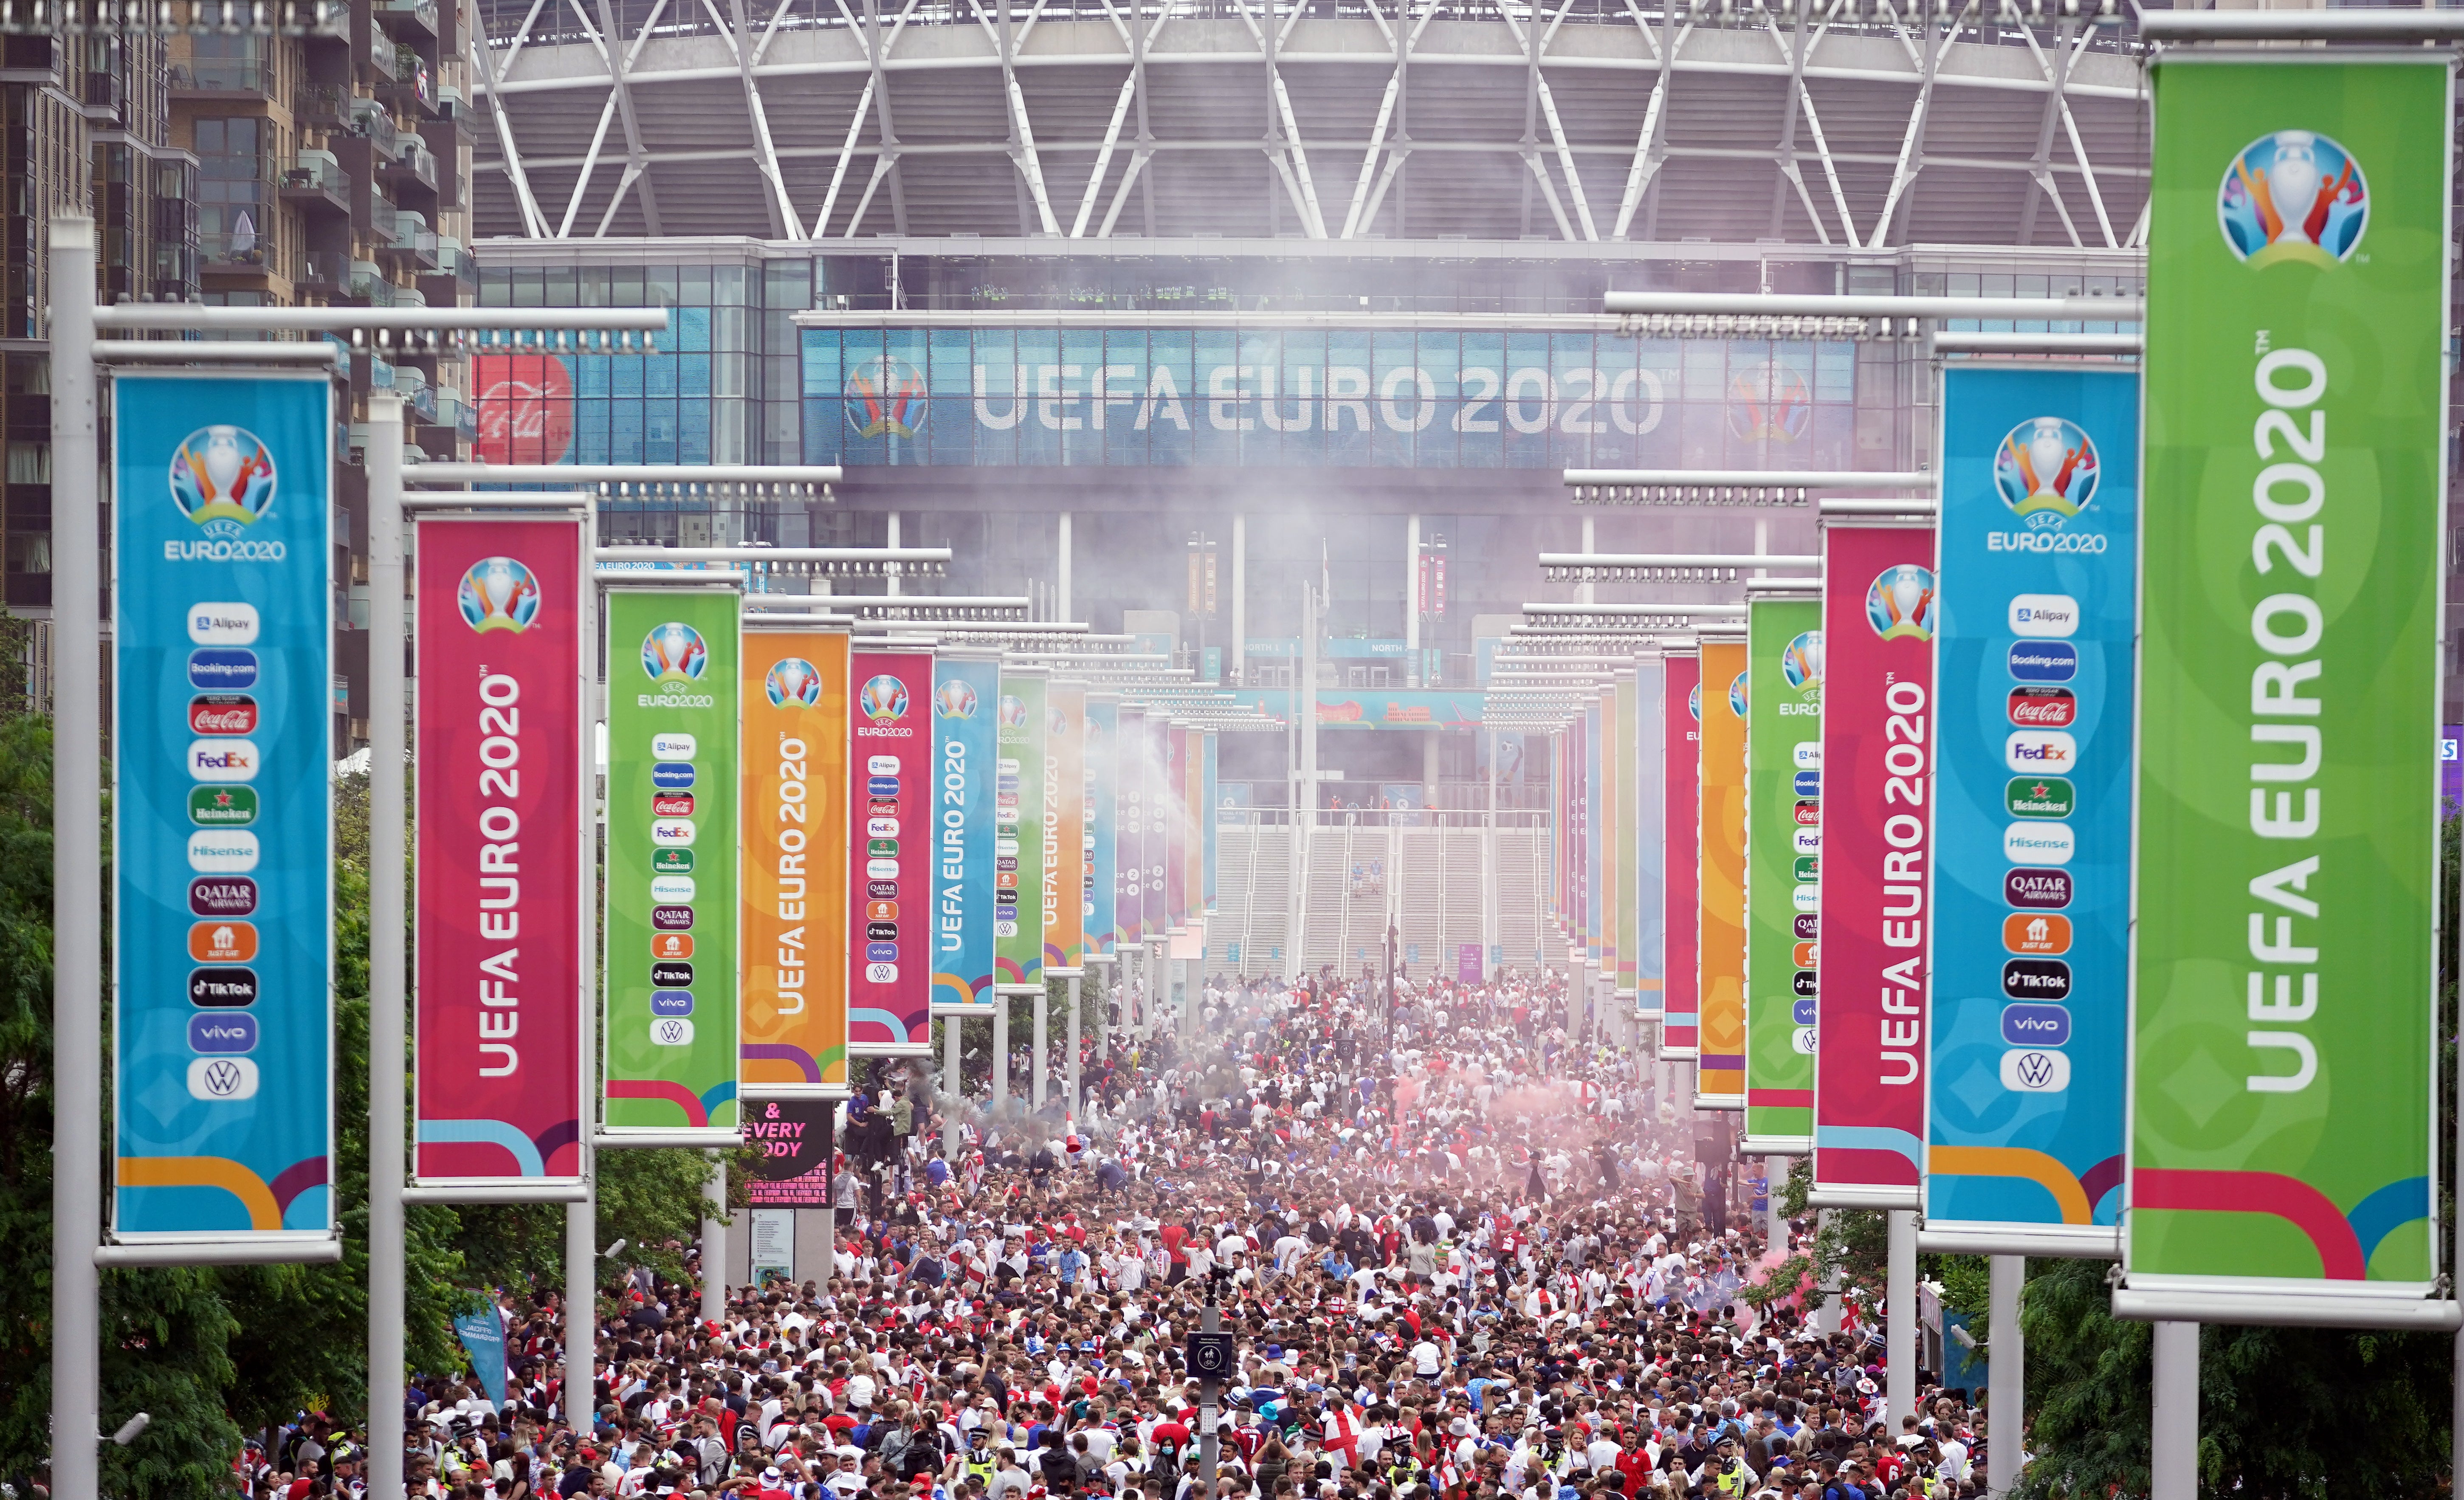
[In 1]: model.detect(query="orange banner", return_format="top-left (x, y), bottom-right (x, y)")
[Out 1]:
top-left (741, 629), bottom-right (850, 1095)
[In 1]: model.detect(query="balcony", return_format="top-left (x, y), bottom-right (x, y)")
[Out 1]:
top-left (434, 387), bottom-right (478, 442)
top-left (349, 96), bottom-right (398, 157)
top-left (381, 48), bottom-right (435, 115)
top-left (378, 138), bottom-right (436, 199)
top-left (82, 69), bottom-right (124, 123)
top-left (298, 250), bottom-right (352, 295)
top-left (280, 154), bottom-right (354, 219)
top-left (202, 225), bottom-right (275, 273)
top-left (345, 261), bottom-right (397, 306)
top-left (377, 0), bottom-right (438, 37)
top-left (365, 21), bottom-right (396, 79)
top-left (378, 217), bottom-right (439, 273)
top-left (169, 56), bottom-right (274, 101)
top-left (298, 81), bottom-right (352, 133)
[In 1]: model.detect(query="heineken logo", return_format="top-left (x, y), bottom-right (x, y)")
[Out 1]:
top-left (2004, 776), bottom-right (2076, 819)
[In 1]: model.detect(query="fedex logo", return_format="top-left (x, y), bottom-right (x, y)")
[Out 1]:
top-left (188, 739), bottom-right (260, 782)
top-left (2004, 730), bottom-right (2077, 773)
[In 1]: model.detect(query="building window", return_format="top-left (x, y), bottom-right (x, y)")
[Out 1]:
top-left (195, 117), bottom-right (269, 268)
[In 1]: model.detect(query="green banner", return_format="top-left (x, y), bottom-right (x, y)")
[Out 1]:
top-left (1615, 673), bottom-right (1641, 998)
top-left (1745, 594), bottom-right (1820, 1150)
top-left (995, 668), bottom-right (1048, 990)
top-left (2126, 58), bottom-right (2452, 1325)
top-left (604, 588), bottom-right (742, 1137)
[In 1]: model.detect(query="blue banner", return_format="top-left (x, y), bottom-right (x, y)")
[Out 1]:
top-left (112, 373), bottom-right (333, 1243)
top-left (1086, 696), bottom-right (1118, 958)
top-left (930, 653), bottom-right (999, 1010)
top-left (1925, 365), bottom-right (2139, 1254)
top-left (452, 1303), bottom-right (508, 1409)
top-left (1201, 731), bottom-right (1218, 913)
top-left (1635, 663), bottom-right (1666, 1018)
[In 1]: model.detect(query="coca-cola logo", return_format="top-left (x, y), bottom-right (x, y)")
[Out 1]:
top-left (2007, 686), bottom-right (2078, 728)
top-left (189, 694), bottom-right (259, 735)
top-left (473, 354), bottom-right (575, 466)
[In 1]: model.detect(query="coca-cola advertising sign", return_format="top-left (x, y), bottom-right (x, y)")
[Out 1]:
top-left (473, 355), bottom-right (575, 467)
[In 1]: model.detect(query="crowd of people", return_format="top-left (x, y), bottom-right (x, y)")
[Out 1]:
top-left (244, 971), bottom-right (1996, 1500)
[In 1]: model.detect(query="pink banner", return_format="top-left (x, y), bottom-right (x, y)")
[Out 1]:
top-left (1165, 725), bottom-right (1187, 931)
top-left (1811, 523), bottom-right (1937, 1204)
top-left (849, 646), bottom-right (935, 1053)
top-left (413, 516), bottom-right (589, 1186)
top-left (1660, 653), bottom-right (1701, 1057)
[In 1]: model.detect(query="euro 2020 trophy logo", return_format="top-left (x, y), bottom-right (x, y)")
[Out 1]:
top-left (2219, 129), bottom-right (2367, 269)
top-left (171, 426), bottom-right (276, 539)
top-left (1995, 417), bottom-right (2098, 527)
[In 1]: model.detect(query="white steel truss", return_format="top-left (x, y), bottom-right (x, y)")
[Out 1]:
top-left (468, 0), bottom-right (2150, 246)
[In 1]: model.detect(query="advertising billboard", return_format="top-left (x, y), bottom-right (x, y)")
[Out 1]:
top-left (603, 587), bottom-right (741, 1138)
top-left (111, 373), bottom-right (335, 1245)
top-left (741, 628), bottom-right (851, 1094)
top-left (2122, 59), bottom-right (2453, 1325)
top-left (414, 516), bottom-right (590, 1186)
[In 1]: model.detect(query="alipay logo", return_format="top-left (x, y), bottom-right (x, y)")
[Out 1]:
top-left (187, 603), bottom-right (260, 645)
top-left (2008, 594), bottom-right (2080, 638)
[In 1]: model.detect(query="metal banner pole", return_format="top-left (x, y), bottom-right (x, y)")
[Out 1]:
top-left (701, 1159), bottom-right (726, 1320)
top-left (1033, 989), bottom-right (1049, 1109)
top-left (366, 393), bottom-right (409, 1500)
top-left (1067, 974), bottom-right (1083, 1114)
top-left (994, 1006), bottom-right (1009, 1118)
top-left (1988, 1256), bottom-right (2024, 1497)
top-left (1886, 1210), bottom-right (1916, 1422)
top-left (49, 214), bottom-right (101, 1500)
top-left (944, 1019), bottom-right (962, 1160)
top-left (566, 1198), bottom-right (595, 1432)
top-left (2151, 1323), bottom-right (2198, 1500)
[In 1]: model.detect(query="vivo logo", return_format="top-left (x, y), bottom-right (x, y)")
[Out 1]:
top-left (2001, 1004), bottom-right (2071, 1046)
top-left (650, 990), bottom-right (695, 1018)
top-left (187, 1013), bottom-right (258, 1053)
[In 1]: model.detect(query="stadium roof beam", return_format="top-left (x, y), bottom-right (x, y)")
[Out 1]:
top-left (588, 0), bottom-right (668, 234)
